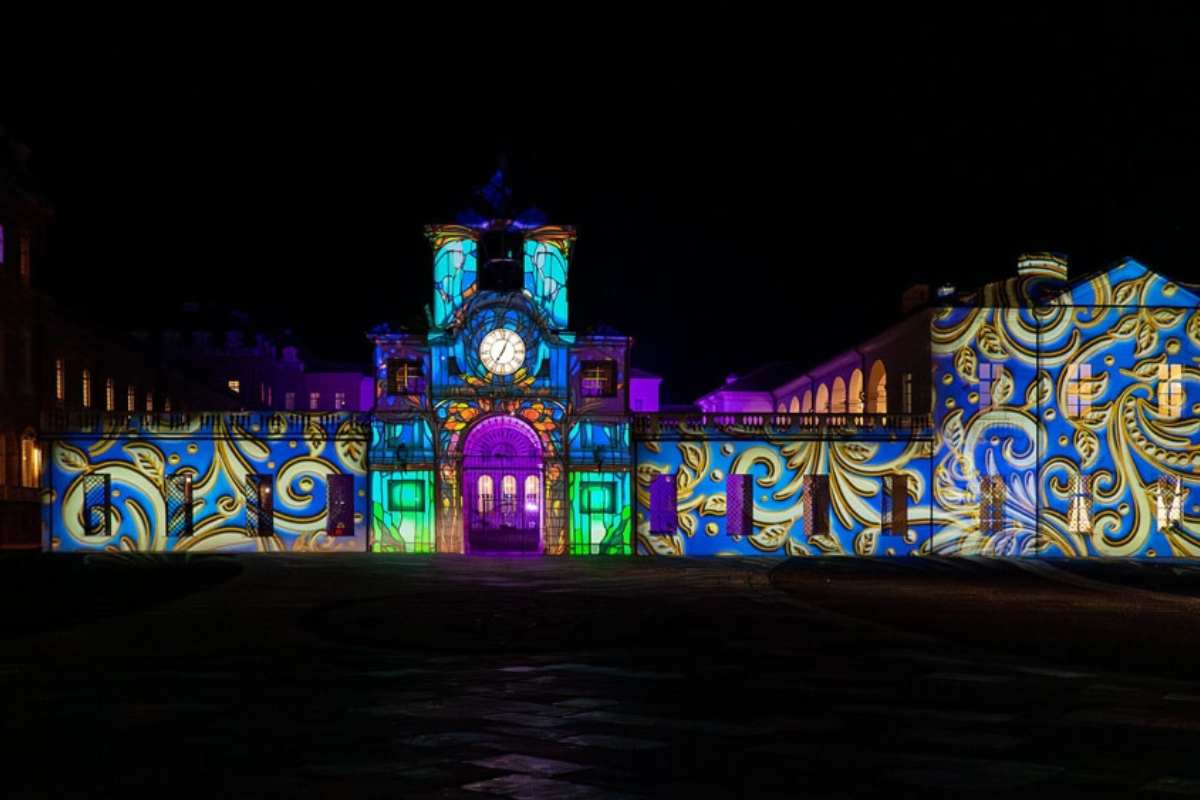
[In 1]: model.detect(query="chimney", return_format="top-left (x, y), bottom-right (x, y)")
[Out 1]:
top-left (1017, 252), bottom-right (1068, 281)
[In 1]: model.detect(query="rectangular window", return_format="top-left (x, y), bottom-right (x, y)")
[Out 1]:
top-left (83, 473), bottom-right (112, 536)
top-left (327, 474), bottom-right (354, 537)
top-left (387, 478), bottom-right (426, 512)
top-left (127, 385), bottom-right (136, 412)
top-left (1157, 475), bottom-right (1183, 530)
top-left (166, 473), bottom-right (194, 537)
top-left (227, 379), bottom-right (241, 395)
top-left (980, 475), bottom-right (1006, 535)
top-left (1068, 473), bottom-right (1093, 534)
top-left (55, 358), bottom-right (64, 402)
top-left (387, 359), bottom-right (424, 395)
top-left (335, 391), bottom-right (346, 409)
top-left (1158, 363), bottom-right (1184, 419)
top-left (309, 392), bottom-right (320, 410)
top-left (244, 474), bottom-right (274, 537)
top-left (145, 392), bottom-right (153, 412)
top-left (882, 473), bottom-right (909, 535)
top-left (580, 360), bottom-right (617, 397)
top-left (580, 481), bottom-right (616, 513)
top-left (902, 372), bottom-right (913, 413)
top-left (1066, 363), bottom-right (1092, 418)
top-left (104, 378), bottom-right (114, 411)
top-left (649, 474), bottom-right (677, 534)
top-left (803, 475), bottom-right (831, 536)
top-left (978, 362), bottom-right (997, 408)
top-left (82, 370), bottom-right (92, 408)
top-left (19, 234), bottom-right (30, 285)
top-left (725, 473), bottom-right (754, 536)
top-left (284, 392), bottom-right (296, 410)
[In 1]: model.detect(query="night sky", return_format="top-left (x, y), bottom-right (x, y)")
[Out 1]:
top-left (4, 5), bottom-right (1200, 402)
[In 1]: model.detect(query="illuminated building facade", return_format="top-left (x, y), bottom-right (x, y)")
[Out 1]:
top-left (40, 224), bottom-right (1200, 558)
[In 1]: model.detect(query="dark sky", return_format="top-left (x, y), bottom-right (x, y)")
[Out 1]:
top-left (4, 4), bottom-right (1200, 401)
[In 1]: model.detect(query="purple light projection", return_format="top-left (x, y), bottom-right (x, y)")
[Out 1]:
top-left (461, 415), bottom-right (544, 555)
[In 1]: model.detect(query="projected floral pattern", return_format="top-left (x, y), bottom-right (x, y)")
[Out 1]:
top-left (48, 414), bottom-right (369, 553)
top-left (931, 259), bottom-right (1200, 558)
top-left (634, 430), bottom-right (932, 557)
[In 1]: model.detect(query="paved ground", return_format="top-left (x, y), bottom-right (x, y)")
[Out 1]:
top-left (4, 553), bottom-right (1200, 798)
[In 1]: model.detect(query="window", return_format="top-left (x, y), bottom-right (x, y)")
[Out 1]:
top-left (1158, 363), bottom-right (1184, 419)
top-left (980, 475), bottom-right (1006, 535)
top-left (20, 430), bottom-right (39, 488)
top-left (335, 391), bottom-right (346, 409)
top-left (127, 385), bottom-right (136, 412)
top-left (387, 359), bottom-right (424, 395)
top-left (902, 372), bottom-right (913, 414)
top-left (19, 233), bottom-right (30, 285)
top-left (1157, 475), bottom-right (1183, 531)
top-left (284, 392), bottom-right (296, 411)
top-left (580, 481), bottom-right (616, 513)
top-left (524, 475), bottom-right (540, 514)
top-left (163, 397), bottom-right (172, 413)
top-left (1066, 363), bottom-right (1092, 418)
top-left (81, 369), bottom-right (92, 408)
top-left (882, 473), bottom-right (909, 535)
top-left (327, 474), bottom-right (354, 537)
top-left (500, 474), bottom-right (518, 513)
top-left (580, 360), bottom-right (617, 397)
top-left (104, 378), bottom-right (114, 411)
top-left (725, 474), bottom-right (753, 536)
top-left (477, 474), bottom-right (494, 514)
top-left (388, 479), bottom-right (426, 512)
top-left (244, 475), bottom-right (274, 537)
top-left (228, 379), bottom-right (241, 395)
top-left (649, 474), bottom-right (677, 534)
top-left (309, 392), bottom-right (320, 410)
top-left (979, 362), bottom-right (998, 408)
top-left (1068, 473), bottom-right (1093, 534)
top-left (83, 473), bottom-right (111, 535)
top-left (145, 391), bottom-right (153, 412)
top-left (803, 475), bottom-right (831, 536)
top-left (166, 473), bottom-right (194, 538)
top-left (55, 358), bottom-right (64, 402)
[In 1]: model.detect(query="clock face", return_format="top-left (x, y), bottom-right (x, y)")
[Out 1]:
top-left (479, 328), bottom-right (526, 376)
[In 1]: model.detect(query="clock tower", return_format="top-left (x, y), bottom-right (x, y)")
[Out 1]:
top-left (368, 190), bottom-right (634, 557)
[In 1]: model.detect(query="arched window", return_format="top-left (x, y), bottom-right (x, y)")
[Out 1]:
top-left (789, 396), bottom-right (800, 413)
top-left (81, 369), bottom-right (92, 409)
top-left (801, 390), bottom-right (813, 413)
top-left (501, 474), bottom-right (518, 513)
top-left (867, 360), bottom-right (887, 414)
top-left (524, 475), bottom-right (540, 512)
top-left (815, 384), bottom-right (829, 413)
top-left (477, 474), bottom-right (494, 513)
top-left (20, 429), bottom-right (39, 488)
top-left (848, 369), bottom-right (864, 413)
top-left (831, 377), bottom-right (847, 413)
top-left (777, 401), bottom-right (786, 413)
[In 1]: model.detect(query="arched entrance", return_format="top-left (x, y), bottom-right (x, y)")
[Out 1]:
top-left (461, 415), bottom-right (543, 554)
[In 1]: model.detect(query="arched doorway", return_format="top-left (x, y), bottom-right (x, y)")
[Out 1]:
top-left (462, 415), bottom-right (543, 554)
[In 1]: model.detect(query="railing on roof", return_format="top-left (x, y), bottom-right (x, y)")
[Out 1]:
top-left (632, 412), bottom-right (934, 440)
top-left (39, 410), bottom-right (373, 440)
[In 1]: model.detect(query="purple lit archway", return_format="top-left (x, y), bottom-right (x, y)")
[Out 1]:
top-left (462, 415), bottom-right (544, 555)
